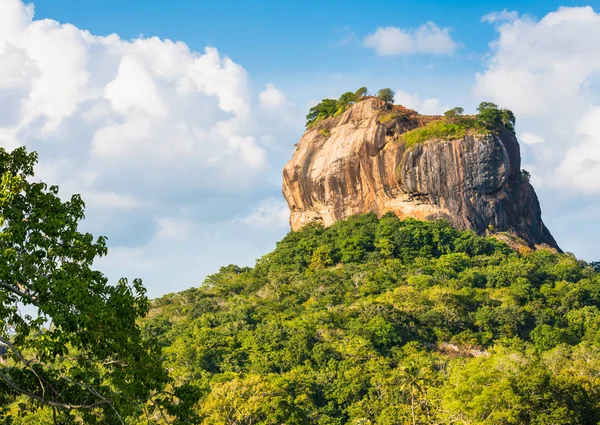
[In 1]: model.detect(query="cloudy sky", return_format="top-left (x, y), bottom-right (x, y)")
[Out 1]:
top-left (1, 0), bottom-right (600, 297)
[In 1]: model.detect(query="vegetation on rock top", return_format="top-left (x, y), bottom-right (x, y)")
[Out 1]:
top-left (400, 102), bottom-right (516, 148)
top-left (305, 87), bottom-right (395, 128)
top-left (305, 87), bottom-right (517, 151)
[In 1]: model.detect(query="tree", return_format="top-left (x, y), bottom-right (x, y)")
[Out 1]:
top-left (377, 88), bottom-right (395, 104)
top-left (306, 99), bottom-right (338, 127)
top-left (443, 107), bottom-right (464, 122)
top-left (354, 87), bottom-right (368, 98)
top-left (476, 101), bottom-right (516, 133)
top-left (0, 147), bottom-right (197, 423)
top-left (336, 91), bottom-right (360, 115)
top-left (500, 108), bottom-right (516, 133)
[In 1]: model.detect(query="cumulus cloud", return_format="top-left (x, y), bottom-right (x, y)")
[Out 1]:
top-left (363, 22), bottom-right (457, 56)
top-left (475, 6), bottom-right (600, 194)
top-left (0, 0), bottom-right (301, 294)
top-left (394, 90), bottom-right (448, 115)
top-left (238, 198), bottom-right (289, 229)
top-left (520, 132), bottom-right (545, 146)
top-left (557, 107), bottom-right (600, 193)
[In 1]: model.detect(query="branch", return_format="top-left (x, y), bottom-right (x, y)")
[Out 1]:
top-left (59, 375), bottom-right (125, 425)
top-left (0, 369), bottom-right (107, 410)
top-left (0, 336), bottom-right (116, 416)
top-left (0, 280), bottom-right (39, 306)
top-left (0, 335), bottom-right (53, 399)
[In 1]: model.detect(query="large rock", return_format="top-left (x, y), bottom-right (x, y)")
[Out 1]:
top-left (282, 97), bottom-right (559, 249)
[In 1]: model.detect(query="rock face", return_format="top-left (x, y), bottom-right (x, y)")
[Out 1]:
top-left (282, 98), bottom-right (560, 250)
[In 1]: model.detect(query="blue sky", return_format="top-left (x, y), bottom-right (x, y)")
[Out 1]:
top-left (3, 0), bottom-right (600, 296)
top-left (32, 1), bottom-right (593, 93)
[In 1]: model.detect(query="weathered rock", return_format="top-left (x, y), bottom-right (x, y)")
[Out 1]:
top-left (282, 97), bottom-right (560, 250)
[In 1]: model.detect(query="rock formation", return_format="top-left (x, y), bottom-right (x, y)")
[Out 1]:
top-left (282, 97), bottom-right (560, 250)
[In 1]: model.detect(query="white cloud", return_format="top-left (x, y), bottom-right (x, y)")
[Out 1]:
top-left (259, 83), bottom-right (289, 111)
top-left (394, 90), bottom-right (448, 115)
top-left (475, 6), bottom-right (600, 193)
top-left (481, 9), bottom-right (519, 24)
top-left (556, 107), bottom-right (600, 193)
top-left (0, 0), bottom-right (302, 295)
top-left (363, 22), bottom-right (457, 56)
top-left (238, 198), bottom-right (289, 229)
top-left (520, 132), bottom-right (545, 145)
top-left (154, 216), bottom-right (193, 241)
top-left (83, 191), bottom-right (146, 210)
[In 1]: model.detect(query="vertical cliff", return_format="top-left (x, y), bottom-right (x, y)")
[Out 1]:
top-left (282, 98), bottom-right (559, 250)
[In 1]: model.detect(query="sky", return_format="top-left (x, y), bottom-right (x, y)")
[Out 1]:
top-left (2, 0), bottom-right (600, 297)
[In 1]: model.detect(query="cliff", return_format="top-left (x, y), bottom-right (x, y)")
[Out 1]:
top-left (282, 97), bottom-right (560, 250)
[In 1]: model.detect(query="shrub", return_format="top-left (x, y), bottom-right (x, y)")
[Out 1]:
top-left (319, 128), bottom-right (331, 138)
top-left (378, 112), bottom-right (404, 124)
top-left (401, 117), bottom-right (487, 147)
top-left (520, 169), bottom-right (531, 183)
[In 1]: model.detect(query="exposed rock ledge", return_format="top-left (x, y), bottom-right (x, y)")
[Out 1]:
top-left (282, 98), bottom-right (560, 250)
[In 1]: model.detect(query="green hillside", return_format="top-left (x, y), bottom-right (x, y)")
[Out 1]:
top-left (142, 213), bottom-right (600, 425)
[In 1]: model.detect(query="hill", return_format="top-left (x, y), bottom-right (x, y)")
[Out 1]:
top-left (142, 213), bottom-right (600, 424)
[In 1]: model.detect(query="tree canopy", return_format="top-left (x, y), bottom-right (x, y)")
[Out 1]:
top-left (0, 147), bottom-right (198, 424)
top-left (377, 88), bottom-right (395, 104)
top-left (139, 213), bottom-right (600, 425)
top-left (476, 101), bottom-right (516, 133)
top-left (305, 87), bottom-right (369, 128)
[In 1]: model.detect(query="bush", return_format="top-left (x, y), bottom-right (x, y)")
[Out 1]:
top-left (520, 169), bottom-right (531, 183)
top-left (401, 116), bottom-right (487, 147)
top-left (401, 102), bottom-right (517, 147)
top-left (378, 112), bottom-right (405, 124)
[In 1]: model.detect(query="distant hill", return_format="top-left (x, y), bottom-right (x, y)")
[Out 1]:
top-left (142, 213), bottom-right (600, 424)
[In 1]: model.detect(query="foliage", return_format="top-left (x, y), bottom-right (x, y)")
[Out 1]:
top-left (378, 112), bottom-right (405, 124)
top-left (520, 169), bottom-right (532, 183)
top-left (401, 102), bottom-right (517, 147)
top-left (306, 99), bottom-right (338, 128)
top-left (377, 88), bottom-right (395, 104)
top-left (306, 87), bottom-right (368, 128)
top-left (443, 107), bottom-right (464, 121)
top-left (319, 128), bottom-right (331, 139)
top-left (0, 147), bottom-right (198, 424)
top-left (355, 87), bottom-right (368, 98)
top-left (140, 212), bottom-right (600, 424)
top-left (476, 101), bottom-right (516, 133)
top-left (401, 116), bottom-right (488, 147)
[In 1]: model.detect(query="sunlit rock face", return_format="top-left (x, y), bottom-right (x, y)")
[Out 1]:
top-left (282, 98), bottom-right (559, 250)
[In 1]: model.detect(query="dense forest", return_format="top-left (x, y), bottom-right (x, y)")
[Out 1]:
top-left (136, 213), bottom-right (600, 424)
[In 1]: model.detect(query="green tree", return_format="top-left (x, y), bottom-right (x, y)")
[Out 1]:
top-left (354, 87), bottom-right (368, 98)
top-left (0, 147), bottom-right (197, 423)
top-left (305, 99), bottom-right (337, 127)
top-left (336, 91), bottom-right (360, 115)
top-left (443, 107), bottom-right (464, 122)
top-left (377, 88), bottom-right (395, 104)
top-left (476, 101), bottom-right (516, 133)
